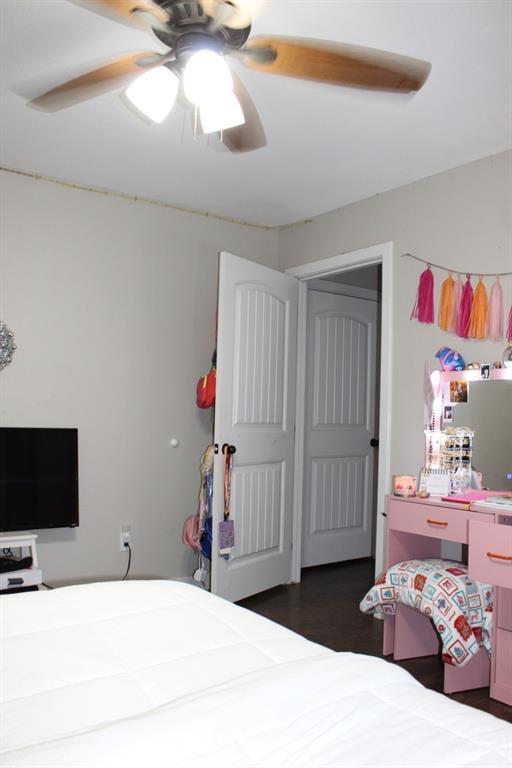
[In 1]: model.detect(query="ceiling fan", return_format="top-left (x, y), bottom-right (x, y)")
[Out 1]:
top-left (30, 0), bottom-right (432, 153)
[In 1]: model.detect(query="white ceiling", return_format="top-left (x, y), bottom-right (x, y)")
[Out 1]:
top-left (0, 1), bottom-right (510, 226)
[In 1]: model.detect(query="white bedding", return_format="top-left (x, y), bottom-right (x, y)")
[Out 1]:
top-left (1, 580), bottom-right (510, 768)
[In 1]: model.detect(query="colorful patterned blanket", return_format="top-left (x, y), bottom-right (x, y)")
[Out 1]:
top-left (360, 559), bottom-right (493, 666)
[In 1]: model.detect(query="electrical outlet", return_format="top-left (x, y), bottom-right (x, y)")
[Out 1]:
top-left (120, 525), bottom-right (132, 552)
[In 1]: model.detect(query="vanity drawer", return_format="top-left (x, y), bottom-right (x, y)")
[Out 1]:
top-left (388, 501), bottom-right (491, 544)
top-left (468, 520), bottom-right (512, 589)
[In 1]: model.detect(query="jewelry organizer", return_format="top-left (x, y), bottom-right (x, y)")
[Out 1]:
top-left (437, 428), bottom-right (473, 471)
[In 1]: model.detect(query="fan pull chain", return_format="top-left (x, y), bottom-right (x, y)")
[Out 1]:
top-left (181, 108), bottom-right (186, 146)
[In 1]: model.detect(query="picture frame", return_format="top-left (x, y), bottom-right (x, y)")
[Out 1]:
top-left (443, 405), bottom-right (453, 422)
top-left (449, 380), bottom-right (468, 404)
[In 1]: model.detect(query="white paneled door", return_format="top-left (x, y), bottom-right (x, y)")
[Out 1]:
top-left (302, 290), bottom-right (377, 568)
top-left (211, 253), bottom-right (298, 602)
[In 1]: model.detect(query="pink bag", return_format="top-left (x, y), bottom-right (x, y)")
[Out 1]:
top-left (182, 515), bottom-right (201, 552)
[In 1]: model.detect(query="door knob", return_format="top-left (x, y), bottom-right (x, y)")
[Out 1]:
top-left (370, 438), bottom-right (379, 448)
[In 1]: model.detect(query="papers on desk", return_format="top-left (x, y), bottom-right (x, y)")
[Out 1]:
top-left (472, 494), bottom-right (512, 512)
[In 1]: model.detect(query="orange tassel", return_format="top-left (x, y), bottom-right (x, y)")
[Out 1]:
top-left (438, 273), bottom-right (454, 331)
top-left (468, 277), bottom-right (488, 339)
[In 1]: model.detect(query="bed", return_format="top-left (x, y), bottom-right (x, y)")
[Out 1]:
top-left (1, 580), bottom-right (511, 767)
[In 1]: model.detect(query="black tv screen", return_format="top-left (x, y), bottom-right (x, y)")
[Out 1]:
top-left (0, 428), bottom-right (79, 532)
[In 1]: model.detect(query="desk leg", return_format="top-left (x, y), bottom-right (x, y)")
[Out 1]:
top-left (394, 603), bottom-right (440, 660)
top-left (444, 647), bottom-right (490, 694)
top-left (383, 616), bottom-right (395, 656)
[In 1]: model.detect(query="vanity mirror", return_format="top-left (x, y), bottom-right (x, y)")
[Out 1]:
top-left (425, 368), bottom-right (512, 493)
top-left (450, 380), bottom-right (512, 490)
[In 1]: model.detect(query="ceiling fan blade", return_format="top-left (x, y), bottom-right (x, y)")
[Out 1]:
top-left (222, 72), bottom-right (266, 153)
top-left (242, 36), bottom-right (431, 93)
top-left (207, 3), bottom-right (238, 32)
top-left (200, 0), bottom-right (252, 30)
top-left (70, 0), bottom-right (170, 28)
top-left (29, 51), bottom-right (162, 112)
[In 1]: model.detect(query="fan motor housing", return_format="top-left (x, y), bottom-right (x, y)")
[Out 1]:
top-left (152, 0), bottom-right (251, 53)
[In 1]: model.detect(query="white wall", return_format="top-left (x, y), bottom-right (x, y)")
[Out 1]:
top-left (0, 170), bottom-right (278, 584)
top-left (279, 151), bottom-right (512, 477)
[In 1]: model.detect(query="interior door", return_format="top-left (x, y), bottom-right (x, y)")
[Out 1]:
top-left (302, 289), bottom-right (377, 568)
top-left (211, 252), bottom-right (298, 602)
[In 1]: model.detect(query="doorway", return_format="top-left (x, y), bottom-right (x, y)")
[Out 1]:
top-left (287, 242), bottom-right (394, 585)
top-left (300, 267), bottom-right (382, 571)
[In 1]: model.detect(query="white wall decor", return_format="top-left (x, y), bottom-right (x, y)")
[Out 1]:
top-left (0, 321), bottom-right (16, 370)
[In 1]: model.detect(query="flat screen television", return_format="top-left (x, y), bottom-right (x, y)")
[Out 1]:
top-left (0, 428), bottom-right (79, 532)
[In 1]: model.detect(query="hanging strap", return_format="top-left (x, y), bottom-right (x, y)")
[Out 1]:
top-left (197, 445), bottom-right (214, 535)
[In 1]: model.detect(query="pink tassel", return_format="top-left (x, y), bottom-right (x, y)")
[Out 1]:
top-left (486, 277), bottom-right (504, 341)
top-left (410, 266), bottom-right (434, 324)
top-left (448, 275), bottom-right (463, 334)
top-left (507, 304), bottom-right (512, 342)
top-left (457, 275), bottom-right (473, 338)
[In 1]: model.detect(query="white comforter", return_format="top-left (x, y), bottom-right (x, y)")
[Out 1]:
top-left (1, 581), bottom-right (510, 768)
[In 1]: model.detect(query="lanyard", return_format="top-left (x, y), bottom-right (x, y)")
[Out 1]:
top-left (223, 444), bottom-right (233, 522)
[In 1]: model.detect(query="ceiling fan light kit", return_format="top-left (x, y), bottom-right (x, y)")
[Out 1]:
top-left (29, 0), bottom-right (432, 153)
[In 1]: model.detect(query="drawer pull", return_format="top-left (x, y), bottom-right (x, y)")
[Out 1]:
top-left (427, 519), bottom-right (448, 527)
top-left (486, 552), bottom-right (512, 562)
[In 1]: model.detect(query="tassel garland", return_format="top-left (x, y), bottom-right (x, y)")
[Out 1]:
top-left (486, 277), bottom-right (504, 341)
top-left (468, 277), bottom-right (488, 339)
top-left (406, 254), bottom-right (511, 342)
top-left (438, 273), bottom-right (454, 331)
top-left (448, 275), bottom-right (463, 335)
top-left (457, 275), bottom-right (473, 338)
top-left (411, 266), bottom-right (434, 324)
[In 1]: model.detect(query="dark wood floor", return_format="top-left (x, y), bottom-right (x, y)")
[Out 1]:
top-left (239, 558), bottom-right (512, 723)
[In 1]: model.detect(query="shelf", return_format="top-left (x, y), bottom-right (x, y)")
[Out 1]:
top-left (436, 368), bottom-right (512, 382)
top-left (0, 532), bottom-right (39, 544)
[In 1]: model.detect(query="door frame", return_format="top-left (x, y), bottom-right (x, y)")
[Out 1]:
top-left (285, 242), bottom-right (394, 582)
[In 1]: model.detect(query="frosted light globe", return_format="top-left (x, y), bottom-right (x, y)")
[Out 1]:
top-left (183, 50), bottom-right (233, 106)
top-left (200, 91), bottom-right (244, 134)
top-left (126, 66), bottom-right (178, 123)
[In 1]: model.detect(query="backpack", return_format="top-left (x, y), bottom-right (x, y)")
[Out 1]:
top-left (196, 368), bottom-right (216, 409)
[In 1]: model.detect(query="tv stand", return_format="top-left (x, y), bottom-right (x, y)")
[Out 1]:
top-left (0, 532), bottom-right (42, 593)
